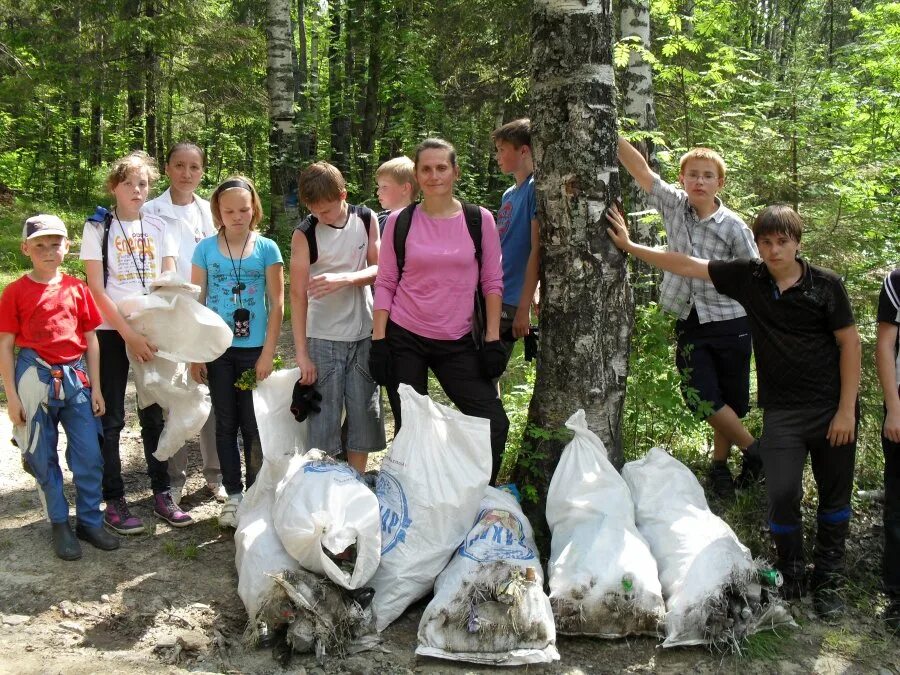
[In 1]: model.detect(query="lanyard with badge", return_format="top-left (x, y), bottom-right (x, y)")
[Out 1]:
top-left (115, 209), bottom-right (149, 293)
top-left (225, 232), bottom-right (252, 337)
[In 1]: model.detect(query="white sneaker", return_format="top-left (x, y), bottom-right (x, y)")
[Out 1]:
top-left (218, 494), bottom-right (242, 528)
top-left (208, 482), bottom-right (228, 503)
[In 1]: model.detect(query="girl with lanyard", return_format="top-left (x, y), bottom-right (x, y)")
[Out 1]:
top-left (81, 151), bottom-right (193, 534)
top-left (370, 138), bottom-right (510, 484)
top-left (143, 142), bottom-right (225, 504)
top-left (189, 176), bottom-right (284, 528)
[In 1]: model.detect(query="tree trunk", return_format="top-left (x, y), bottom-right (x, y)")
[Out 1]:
top-left (295, 0), bottom-right (315, 162)
top-left (267, 0), bottom-right (300, 233)
top-left (358, 0), bottom-right (382, 199)
top-left (329, 0), bottom-right (351, 174)
top-left (619, 0), bottom-right (661, 304)
top-left (123, 0), bottom-right (144, 150)
top-left (144, 0), bottom-right (160, 163)
top-left (515, 0), bottom-right (631, 537)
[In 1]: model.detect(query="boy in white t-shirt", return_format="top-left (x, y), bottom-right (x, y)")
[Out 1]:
top-left (291, 162), bottom-right (386, 473)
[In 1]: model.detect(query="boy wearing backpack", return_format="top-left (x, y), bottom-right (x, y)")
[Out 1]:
top-left (291, 162), bottom-right (385, 472)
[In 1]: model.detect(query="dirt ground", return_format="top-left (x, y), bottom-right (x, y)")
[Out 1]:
top-left (0, 329), bottom-right (898, 674)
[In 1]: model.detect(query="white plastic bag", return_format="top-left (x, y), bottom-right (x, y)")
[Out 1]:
top-left (273, 449), bottom-right (381, 590)
top-left (622, 447), bottom-right (791, 647)
top-left (234, 369), bottom-right (308, 619)
top-left (369, 385), bottom-right (492, 631)
top-left (416, 486), bottom-right (559, 666)
top-left (546, 411), bottom-right (665, 638)
top-left (118, 272), bottom-right (233, 460)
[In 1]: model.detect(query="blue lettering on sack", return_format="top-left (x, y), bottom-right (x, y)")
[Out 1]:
top-left (303, 460), bottom-right (359, 479)
top-left (458, 508), bottom-right (536, 563)
top-left (376, 471), bottom-right (412, 555)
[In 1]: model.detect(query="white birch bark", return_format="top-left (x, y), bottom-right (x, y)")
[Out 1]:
top-left (523, 0), bottom-right (633, 497)
top-left (266, 0), bottom-right (299, 230)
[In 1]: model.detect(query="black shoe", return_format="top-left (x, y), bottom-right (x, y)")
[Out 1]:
top-left (708, 461), bottom-right (735, 500)
top-left (812, 575), bottom-right (845, 619)
top-left (51, 522), bottom-right (82, 561)
top-left (76, 523), bottom-right (121, 551)
top-left (886, 599), bottom-right (900, 633)
top-left (735, 443), bottom-right (764, 488)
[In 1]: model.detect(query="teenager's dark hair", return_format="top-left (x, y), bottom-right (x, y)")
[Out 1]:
top-left (166, 141), bottom-right (206, 167)
top-left (491, 118), bottom-right (531, 149)
top-left (298, 161), bottom-right (346, 205)
top-left (414, 138), bottom-right (457, 168)
top-left (752, 203), bottom-right (803, 244)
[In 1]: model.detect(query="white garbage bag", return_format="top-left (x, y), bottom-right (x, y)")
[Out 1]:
top-left (622, 447), bottom-right (793, 647)
top-left (416, 487), bottom-right (559, 666)
top-left (273, 450), bottom-right (381, 590)
top-left (234, 369), bottom-right (308, 619)
top-left (546, 410), bottom-right (665, 638)
top-left (369, 385), bottom-right (492, 631)
top-left (117, 272), bottom-right (233, 460)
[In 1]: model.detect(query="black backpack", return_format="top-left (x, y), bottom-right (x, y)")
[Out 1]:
top-left (297, 204), bottom-right (374, 265)
top-left (85, 206), bottom-right (115, 288)
top-left (392, 202), bottom-right (487, 348)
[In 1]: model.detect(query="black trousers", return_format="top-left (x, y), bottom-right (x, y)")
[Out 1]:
top-left (882, 429), bottom-right (900, 598)
top-left (384, 320), bottom-right (509, 484)
top-left (96, 329), bottom-right (169, 500)
top-left (206, 346), bottom-right (263, 495)
top-left (760, 405), bottom-right (857, 580)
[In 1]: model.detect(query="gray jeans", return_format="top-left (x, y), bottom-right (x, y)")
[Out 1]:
top-left (167, 411), bottom-right (221, 488)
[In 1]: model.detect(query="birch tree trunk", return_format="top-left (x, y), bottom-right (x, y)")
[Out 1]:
top-left (516, 0), bottom-right (633, 527)
top-left (266, 0), bottom-right (299, 232)
top-left (620, 0), bottom-right (661, 303)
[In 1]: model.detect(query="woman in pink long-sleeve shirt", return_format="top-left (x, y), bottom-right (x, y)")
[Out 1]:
top-left (369, 138), bottom-right (509, 484)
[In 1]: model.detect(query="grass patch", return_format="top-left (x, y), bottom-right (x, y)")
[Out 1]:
top-left (739, 628), bottom-right (787, 660)
top-left (162, 540), bottom-right (199, 561)
top-left (821, 626), bottom-right (871, 658)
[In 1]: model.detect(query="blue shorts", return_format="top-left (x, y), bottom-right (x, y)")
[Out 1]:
top-left (307, 337), bottom-right (386, 454)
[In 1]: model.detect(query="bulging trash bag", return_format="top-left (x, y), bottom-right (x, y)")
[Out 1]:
top-left (273, 450), bottom-right (381, 590)
top-left (117, 271), bottom-right (232, 363)
top-left (416, 486), bottom-right (559, 666)
top-left (546, 410), bottom-right (665, 638)
top-left (622, 447), bottom-right (794, 648)
top-left (118, 272), bottom-right (233, 460)
top-left (235, 369), bottom-right (308, 620)
top-left (369, 385), bottom-right (492, 631)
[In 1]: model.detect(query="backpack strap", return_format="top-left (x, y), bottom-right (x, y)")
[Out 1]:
top-left (297, 214), bottom-right (319, 265)
top-left (349, 204), bottom-right (374, 236)
top-left (394, 202), bottom-right (483, 280)
top-left (101, 211), bottom-right (113, 288)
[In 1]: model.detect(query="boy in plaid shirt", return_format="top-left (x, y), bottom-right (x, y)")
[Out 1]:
top-left (618, 137), bottom-right (760, 499)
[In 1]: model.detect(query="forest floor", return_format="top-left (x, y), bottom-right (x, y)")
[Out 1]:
top-left (0, 327), bottom-right (898, 674)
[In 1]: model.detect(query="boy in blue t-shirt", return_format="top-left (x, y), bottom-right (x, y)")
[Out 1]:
top-left (492, 119), bottom-right (540, 369)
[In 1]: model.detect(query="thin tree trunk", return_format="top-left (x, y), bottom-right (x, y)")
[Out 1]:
top-left (620, 0), bottom-right (661, 304)
top-left (358, 0), bottom-right (382, 198)
top-left (266, 0), bottom-right (300, 233)
top-left (329, 0), bottom-right (351, 174)
top-left (144, 0), bottom-right (160, 163)
top-left (516, 0), bottom-right (631, 538)
top-left (123, 0), bottom-right (144, 150)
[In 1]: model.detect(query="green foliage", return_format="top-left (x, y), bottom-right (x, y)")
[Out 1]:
top-left (162, 539), bottom-right (199, 561)
top-left (234, 355), bottom-right (285, 391)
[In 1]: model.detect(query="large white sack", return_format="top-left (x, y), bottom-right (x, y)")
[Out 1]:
top-left (118, 272), bottom-right (232, 460)
top-left (273, 449), bottom-right (381, 590)
top-left (117, 272), bottom-right (232, 363)
top-left (369, 385), bottom-right (492, 631)
top-left (622, 447), bottom-right (790, 647)
top-left (546, 410), bottom-right (665, 638)
top-left (234, 369), bottom-right (308, 619)
top-left (416, 486), bottom-right (559, 666)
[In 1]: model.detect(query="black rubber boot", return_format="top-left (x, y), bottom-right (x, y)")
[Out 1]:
top-left (51, 522), bottom-right (82, 561)
top-left (708, 460), bottom-right (735, 500)
top-left (773, 528), bottom-right (805, 600)
top-left (735, 441), bottom-right (765, 488)
top-left (811, 572), bottom-right (845, 619)
top-left (76, 523), bottom-right (121, 551)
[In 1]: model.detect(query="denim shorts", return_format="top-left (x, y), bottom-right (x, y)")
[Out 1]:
top-left (307, 336), bottom-right (386, 454)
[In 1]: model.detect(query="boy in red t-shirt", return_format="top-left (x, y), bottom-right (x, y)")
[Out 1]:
top-left (0, 215), bottom-right (120, 560)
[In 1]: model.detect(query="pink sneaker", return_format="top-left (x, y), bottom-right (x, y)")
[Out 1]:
top-left (104, 497), bottom-right (146, 535)
top-left (153, 491), bottom-right (193, 528)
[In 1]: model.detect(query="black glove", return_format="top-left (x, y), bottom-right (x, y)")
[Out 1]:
top-left (479, 340), bottom-right (509, 379)
top-left (368, 338), bottom-right (392, 386)
top-left (290, 381), bottom-right (322, 423)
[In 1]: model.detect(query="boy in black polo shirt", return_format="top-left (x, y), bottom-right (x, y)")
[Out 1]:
top-left (606, 203), bottom-right (861, 619)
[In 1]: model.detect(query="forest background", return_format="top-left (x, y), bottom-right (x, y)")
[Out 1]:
top-left (0, 0), bottom-right (898, 488)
